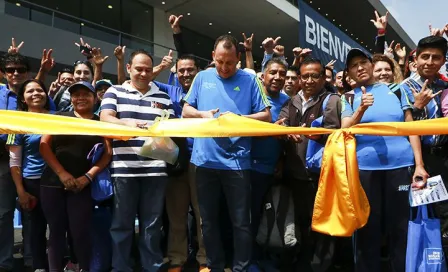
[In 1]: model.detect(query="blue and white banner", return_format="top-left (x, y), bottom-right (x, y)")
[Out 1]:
top-left (298, 0), bottom-right (368, 71)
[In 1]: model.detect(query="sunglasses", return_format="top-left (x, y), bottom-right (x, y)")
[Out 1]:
top-left (5, 67), bottom-right (28, 74)
top-left (74, 60), bottom-right (91, 66)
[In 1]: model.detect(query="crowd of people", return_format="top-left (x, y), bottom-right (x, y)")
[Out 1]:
top-left (0, 9), bottom-right (447, 272)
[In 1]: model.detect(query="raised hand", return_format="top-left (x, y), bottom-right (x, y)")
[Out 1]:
top-left (293, 47), bottom-right (303, 59)
top-left (169, 14), bottom-right (183, 34)
top-left (429, 24), bottom-right (444, 37)
top-left (262, 36), bottom-right (281, 54)
top-left (394, 43), bottom-right (406, 62)
top-left (114, 45), bottom-right (126, 61)
top-left (239, 33), bottom-right (254, 51)
top-left (91, 47), bottom-right (109, 66)
top-left (370, 10), bottom-right (388, 30)
top-left (293, 47), bottom-right (312, 62)
top-left (360, 86), bottom-right (374, 111)
top-left (40, 49), bottom-right (55, 73)
top-left (326, 60), bottom-right (337, 70)
top-left (159, 50), bottom-right (173, 70)
top-left (274, 45), bottom-right (285, 57)
top-left (8, 38), bottom-right (24, 54)
top-left (75, 37), bottom-right (92, 57)
top-left (411, 79), bottom-right (443, 110)
top-left (385, 40), bottom-right (395, 59)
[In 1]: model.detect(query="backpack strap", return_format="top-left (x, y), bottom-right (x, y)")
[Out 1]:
top-left (276, 186), bottom-right (291, 248)
top-left (343, 93), bottom-right (355, 109)
top-left (263, 189), bottom-right (276, 250)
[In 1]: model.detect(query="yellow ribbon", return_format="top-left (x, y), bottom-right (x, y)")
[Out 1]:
top-left (2, 110), bottom-right (448, 236)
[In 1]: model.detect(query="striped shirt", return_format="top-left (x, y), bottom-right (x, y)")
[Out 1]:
top-left (101, 81), bottom-right (175, 177)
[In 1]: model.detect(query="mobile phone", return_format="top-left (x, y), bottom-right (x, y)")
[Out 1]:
top-left (29, 197), bottom-right (37, 210)
top-left (79, 45), bottom-right (92, 55)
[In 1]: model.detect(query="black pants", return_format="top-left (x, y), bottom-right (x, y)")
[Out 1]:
top-left (22, 178), bottom-right (48, 270)
top-left (422, 149), bottom-right (448, 233)
top-left (290, 178), bottom-right (351, 272)
top-left (41, 185), bottom-right (93, 271)
top-left (355, 167), bottom-right (410, 272)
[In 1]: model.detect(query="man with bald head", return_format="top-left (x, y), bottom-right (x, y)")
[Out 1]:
top-left (182, 34), bottom-right (270, 272)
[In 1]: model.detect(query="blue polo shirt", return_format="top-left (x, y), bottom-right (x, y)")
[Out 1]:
top-left (251, 93), bottom-right (289, 174)
top-left (6, 134), bottom-right (45, 178)
top-left (184, 68), bottom-right (270, 170)
top-left (341, 83), bottom-right (414, 170)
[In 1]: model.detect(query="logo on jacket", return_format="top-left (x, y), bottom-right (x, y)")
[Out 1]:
top-left (309, 114), bottom-right (315, 119)
top-left (234, 86), bottom-right (240, 91)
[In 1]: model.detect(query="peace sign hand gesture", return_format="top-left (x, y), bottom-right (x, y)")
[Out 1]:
top-left (8, 38), bottom-right (24, 54)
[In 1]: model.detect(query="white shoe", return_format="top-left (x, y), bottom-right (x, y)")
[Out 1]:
top-left (64, 262), bottom-right (80, 272)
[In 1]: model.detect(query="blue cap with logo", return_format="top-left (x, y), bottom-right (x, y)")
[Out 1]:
top-left (68, 81), bottom-right (95, 94)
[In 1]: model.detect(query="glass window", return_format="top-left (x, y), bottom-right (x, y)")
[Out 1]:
top-left (82, 24), bottom-right (119, 45)
top-left (30, 7), bottom-right (52, 27)
top-left (122, 34), bottom-right (154, 55)
top-left (32, 0), bottom-right (81, 18)
top-left (53, 13), bottom-right (81, 34)
top-left (121, 1), bottom-right (153, 41)
top-left (5, 0), bottom-right (30, 20)
top-left (180, 27), bottom-right (214, 61)
top-left (80, 0), bottom-right (120, 31)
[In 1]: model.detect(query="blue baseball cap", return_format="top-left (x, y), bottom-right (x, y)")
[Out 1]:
top-left (68, 81), bottom-right (95, 94)
top-left (95, 79), bottom-right (112, 91)
top-left (345, 48), bottom-right (372, 70)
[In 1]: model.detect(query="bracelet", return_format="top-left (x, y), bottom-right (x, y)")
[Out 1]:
top-left (84, 173), bottom-right (93, 183)
top-left (377, 29), bottom-right (386, 35)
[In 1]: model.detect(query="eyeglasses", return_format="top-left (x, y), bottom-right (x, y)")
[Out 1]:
top-left (4, 67), bottom-right (27, 74)
top-left (300, 73), bottom-right (322, 81)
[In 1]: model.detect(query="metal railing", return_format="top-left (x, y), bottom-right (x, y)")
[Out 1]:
top-left (6, 0), bottom-right (211, 67)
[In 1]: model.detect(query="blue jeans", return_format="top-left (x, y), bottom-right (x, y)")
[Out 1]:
top-left (196, 167), bottom-right (252, 272)
top-left (0, 168), bottom-right (16, 271)
top-left (110, 176), bottom-right (168, 272)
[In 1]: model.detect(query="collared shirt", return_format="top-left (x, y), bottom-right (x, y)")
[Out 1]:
top-left (341, 83), bottom-right (414, 170)
top-left (298, 90), bottom-right (313, 112)
top-left (101, 81), bottom-right (175, 178)
top-left (400, 73), bottom-right (448, 146)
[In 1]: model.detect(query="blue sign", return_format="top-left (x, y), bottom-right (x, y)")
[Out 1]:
top-left (298, 0), bottom-right (367, 71)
